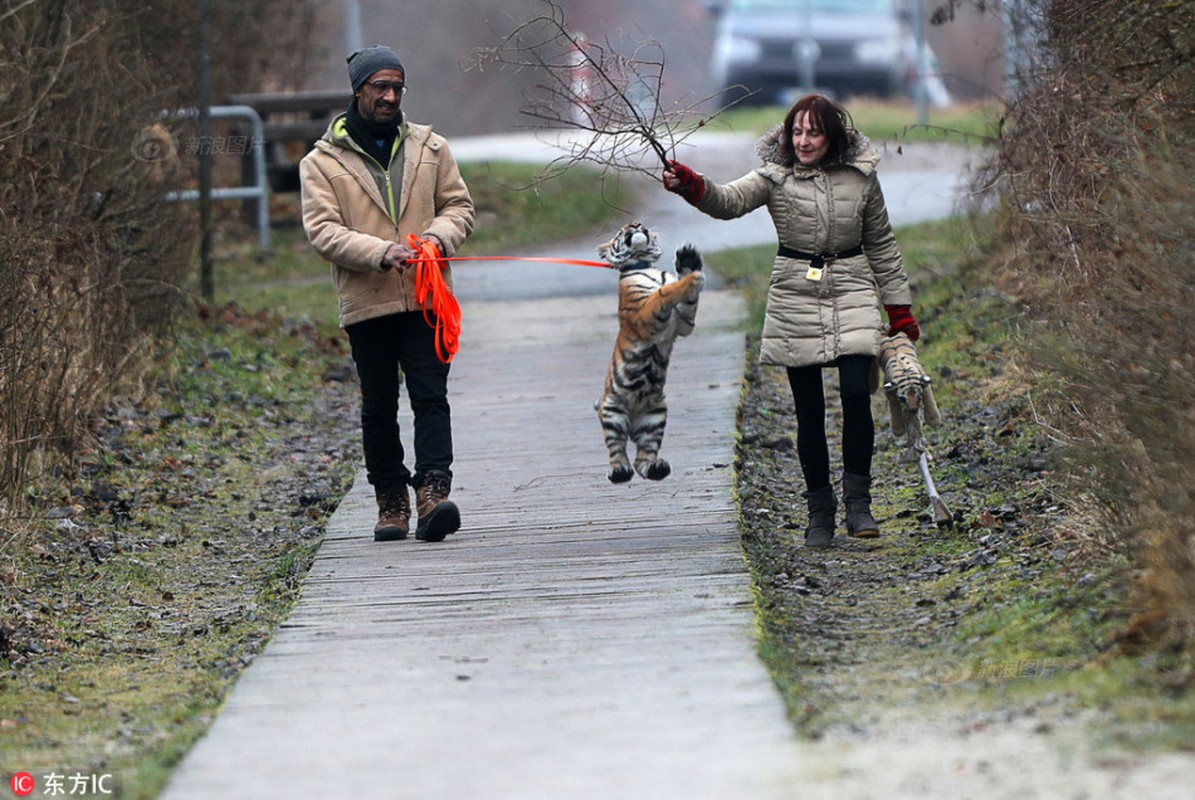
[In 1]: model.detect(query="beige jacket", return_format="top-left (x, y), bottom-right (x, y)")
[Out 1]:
top-left (300, 115), bottom-right (475, 327)
top-left (695, 126), bottom-right (912, 367)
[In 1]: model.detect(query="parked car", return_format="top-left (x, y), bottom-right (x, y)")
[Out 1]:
top-left (709, 0), bottom-right (938, 106)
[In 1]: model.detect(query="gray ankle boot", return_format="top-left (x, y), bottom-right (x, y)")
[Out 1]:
top-left (803, 485), bottom-right (837, 548)
top-left (843, 473), bottom-right (880, 538)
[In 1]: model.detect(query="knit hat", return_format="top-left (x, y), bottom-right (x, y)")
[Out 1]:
top-left (347, 45), bottom-right (405, 92)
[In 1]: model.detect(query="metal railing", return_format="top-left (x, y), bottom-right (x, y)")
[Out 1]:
top-left (163, 105), bottom-right (271, 255)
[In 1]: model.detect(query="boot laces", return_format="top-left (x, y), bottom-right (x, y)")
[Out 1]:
top-left (422, 475), bottom-right (451, 503)
top-left (379, 489), bottom-right (409, 516)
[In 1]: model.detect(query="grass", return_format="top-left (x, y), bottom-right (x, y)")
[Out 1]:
top-left (946, 582), bottom-right (1195, 753)
top-left (724, 212), bottom-right (1195, 749)
top-left (0, 307), bottom-right (360, 793)
top-left (709, 97), bottom-right (1001, 145)
top-left (462, 161), bottom-right (636, 250)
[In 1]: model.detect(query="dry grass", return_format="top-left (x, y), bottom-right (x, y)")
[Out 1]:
top-left (981, 0), bottom-right (1195, 667)
top-left (1, 3), bottom-right (186, 518)
top-left (0, 0), bottom-right (319, 524)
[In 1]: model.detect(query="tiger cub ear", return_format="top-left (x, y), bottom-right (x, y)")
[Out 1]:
top-left (675, 243), bottom-right (703, 275)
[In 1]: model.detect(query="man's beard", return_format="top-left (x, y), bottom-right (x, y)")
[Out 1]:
top-left (364, 104), bottom-right (400, 126)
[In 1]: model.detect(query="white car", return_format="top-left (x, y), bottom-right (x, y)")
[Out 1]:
top-left (709, 0), bottom-right (948, 107)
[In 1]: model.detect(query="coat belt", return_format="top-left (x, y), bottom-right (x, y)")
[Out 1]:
top-left (777, 244), bottom-right (864, 268)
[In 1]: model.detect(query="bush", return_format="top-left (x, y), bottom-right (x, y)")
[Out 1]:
top-left (982, 0), bottom-right (1195, 660)
top-left (0, 0), bottom-right (319, 519)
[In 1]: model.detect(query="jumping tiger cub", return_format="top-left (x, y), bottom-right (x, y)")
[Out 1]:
top-left (595, 222), bottom-right (704, 483)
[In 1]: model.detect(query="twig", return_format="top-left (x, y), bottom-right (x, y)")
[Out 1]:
top-left (469, 0), bottom-right (741, 180)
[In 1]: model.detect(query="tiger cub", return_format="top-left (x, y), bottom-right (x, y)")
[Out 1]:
top-left (595, 222), bottom-right (704, 483)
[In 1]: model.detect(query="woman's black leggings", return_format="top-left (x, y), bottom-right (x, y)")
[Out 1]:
top-left (786, 355), bottom-right (875, 492)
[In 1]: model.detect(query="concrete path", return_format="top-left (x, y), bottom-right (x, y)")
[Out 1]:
top-left (160, 289), bottom-right (806, 798)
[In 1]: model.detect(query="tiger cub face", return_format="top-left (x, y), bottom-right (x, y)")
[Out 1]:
top-left (596, 221), bottom-right (663, 271)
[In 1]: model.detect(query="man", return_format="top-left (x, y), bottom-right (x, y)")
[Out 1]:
top-left (300, 45), bottom-right (475, 543)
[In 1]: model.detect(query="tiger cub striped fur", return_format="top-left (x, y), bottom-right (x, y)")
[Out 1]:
top-left (595, 222), bottom-right (705, 483)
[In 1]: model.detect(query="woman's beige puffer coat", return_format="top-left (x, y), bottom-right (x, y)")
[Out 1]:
top-left (695, 125), bottom-right (912, 367)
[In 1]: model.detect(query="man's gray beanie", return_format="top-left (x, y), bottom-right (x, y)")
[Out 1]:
top-left (347, 45), bottom-right (405, 92)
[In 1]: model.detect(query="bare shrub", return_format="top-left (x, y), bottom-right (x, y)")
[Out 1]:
top-left (469, 0), bottom-right (737, 182)
top-left (1, 3), bottom-right (181, 514)
top-left (983, 0), bottom-right (1195, 661)
top-left (0, 0), bottom-right (319, 520)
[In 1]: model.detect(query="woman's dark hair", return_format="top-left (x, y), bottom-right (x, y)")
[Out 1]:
top-left (781, 94), bottom-right (854, 165)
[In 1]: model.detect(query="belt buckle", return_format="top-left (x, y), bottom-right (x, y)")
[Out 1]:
top-left (806, 253), bottom-right (829, 283)
top-left (805, 254), bottom-right (825, 282)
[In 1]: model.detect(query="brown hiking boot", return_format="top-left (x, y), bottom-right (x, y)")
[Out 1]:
top-left (374, 485), bottom-right (411, 542)
top-left (414, 471), bottom-right (460, 542)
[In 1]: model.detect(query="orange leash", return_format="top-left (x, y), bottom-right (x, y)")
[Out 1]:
top-left (408, 234), bottom-right (462, 364)
top-left (404, 236), bottom-right (615, 364)
top-left (407, 254), bottom-right (612, 269)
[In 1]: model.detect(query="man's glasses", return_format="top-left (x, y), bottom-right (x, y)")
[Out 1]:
top-left (366, 80), bottom-right (406, 96)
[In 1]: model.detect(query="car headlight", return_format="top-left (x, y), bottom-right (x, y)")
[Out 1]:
top-left (854, 37), bottom-right (902, 65)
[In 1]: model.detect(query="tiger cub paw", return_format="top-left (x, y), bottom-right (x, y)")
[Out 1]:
top-left (639, 458), bottom-right (672, 481)
top-left (675, 244), bottom-right (702, 275)
top-left (608, 464), bottom-right (635, 483)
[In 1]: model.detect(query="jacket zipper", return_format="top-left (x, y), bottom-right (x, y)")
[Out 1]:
top-left (335, 120), bottom-right (403, 226)
top-left (327, 120), bottom-right (412, 306)
top-left (381, 134), bottom-right (402, 225)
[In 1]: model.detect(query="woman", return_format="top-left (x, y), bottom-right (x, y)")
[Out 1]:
top-left (663, 94), bottom-right (920, 548)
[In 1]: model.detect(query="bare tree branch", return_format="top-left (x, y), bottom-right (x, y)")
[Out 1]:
top-left (0, 10), bottom-right (103, 145)
top-left (0, 0), bottom-right (40, 26)
top-left (469, 0), bottom-right (748, 181)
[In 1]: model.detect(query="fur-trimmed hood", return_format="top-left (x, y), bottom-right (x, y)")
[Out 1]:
top-left (755, 123), bottom-right (881, 176)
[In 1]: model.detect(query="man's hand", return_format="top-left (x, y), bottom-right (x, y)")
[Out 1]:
top-left (381, 243), bottom-right (415, 271)
top-left (381, 235), bottom-right (445, 271)
top-left (421, 234), bottom-right (444, 256)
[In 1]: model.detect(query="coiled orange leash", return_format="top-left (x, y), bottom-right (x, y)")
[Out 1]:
top-left (407, 234), bottom-right (462, 364)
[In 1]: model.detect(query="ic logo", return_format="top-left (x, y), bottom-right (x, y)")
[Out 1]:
top-left (10, 772), bottom-right (35, 797)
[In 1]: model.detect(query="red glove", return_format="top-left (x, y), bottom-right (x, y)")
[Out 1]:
top-left (663, 160), bottom-right (705, 205)
top-left (885, 305), bottom-right (920, 342)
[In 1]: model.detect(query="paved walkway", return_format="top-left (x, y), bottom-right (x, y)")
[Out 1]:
top-left (160, 289), bottom-right (805, 798)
